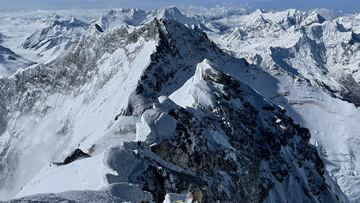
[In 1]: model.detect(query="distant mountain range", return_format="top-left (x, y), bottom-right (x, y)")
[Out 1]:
top-left (1, 7), bottom-right (360, 202)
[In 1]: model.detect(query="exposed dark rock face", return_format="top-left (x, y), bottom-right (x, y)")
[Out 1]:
top-left (133, 65), bottom-right (336, 202)
top-left (53, 149), bottom-right (90, 166)
top-left (0, 16), bottom-right (341, 202)
top-left (110, 19), bottom-right (339, 203)
top-left (338, 74), bottom-right (360, 107)
top-left (121, 19), bottom-right (247, 117)
top-left (95, 24), bottom-right (104, 33)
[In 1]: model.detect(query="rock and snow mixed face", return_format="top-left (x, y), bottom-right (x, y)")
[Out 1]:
top-left (0, 13), bottom-right (90, 77)
top-left (0, 13), bottom-right (345, 202)
top-left (202, 9), bottom-right (360, 201)
top-left (21, 14), bottom-right (89, 61)
top-left (0, 45), bottom-right (35, 77)
top-left (94, 6), bottom-right (205, 32)
top-left (0, 6), bottom-right (358, 203)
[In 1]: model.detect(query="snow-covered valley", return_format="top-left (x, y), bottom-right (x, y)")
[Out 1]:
top-left (0, 6), bottom-right (359, 202)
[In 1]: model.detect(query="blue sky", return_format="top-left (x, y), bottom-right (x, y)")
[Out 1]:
top-left (0, 0), bottom-right (359, 12)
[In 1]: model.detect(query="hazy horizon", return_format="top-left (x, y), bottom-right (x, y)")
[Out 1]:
top-left (0, 0), bottom-right (359, 13)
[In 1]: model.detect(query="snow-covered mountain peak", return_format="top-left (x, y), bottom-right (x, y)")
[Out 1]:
top-left (303, 11), bottom-right (326, 25)
top-left (0, 17), bottom-right (197, 199)
top-left (40, 13), bottom-right (61, 23)
top-left (21, 15), bottom-right (88, 61)
top-left (207, 8), bottom-right (360, 201)
top-left (160, 6), bottom-right (183, 16)
top-left (95, 6), bottom-right (204, 32)
top-left (51, 16), bottom-right (87, 28)
top-left (210, 9), bottom-right (327, 35)
top-left (96, 8), bottom-right (149, 29)
top-left (156, 6), bottom-right (192, 22)
top-left (155, 7), bottom-right (208, 31)
top-left (2, 7), bottom-right (360, 202)
top-left (0, 17), bottom-right (166, 200)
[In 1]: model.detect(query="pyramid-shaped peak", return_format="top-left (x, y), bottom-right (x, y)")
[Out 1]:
top-left (161, 6), bottom-right (187, 19)
top-left (164, 6), bottom-right (181, 13)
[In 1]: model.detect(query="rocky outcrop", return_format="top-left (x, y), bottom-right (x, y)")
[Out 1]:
top-left (0, 13), bottom-right (344, 203)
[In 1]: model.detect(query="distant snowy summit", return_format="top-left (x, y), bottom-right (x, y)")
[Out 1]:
top-left (22, 14), bottom-right (89, 59)
top-left (94, 7), bottom-right (205, 30)
top-left (0, 6), bottom-right (359, 203)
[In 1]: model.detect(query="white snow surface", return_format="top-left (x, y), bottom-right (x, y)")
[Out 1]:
top-left (0, 22), bottom-right (158, 199)
top-left (203, 9), bottom-right (360, 201)
top-left (0, 6), bottom-right (360, 202)
top-left (16, 152), bottom-right (110, 198)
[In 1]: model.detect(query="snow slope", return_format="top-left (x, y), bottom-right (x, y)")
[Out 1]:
top-left (0, 14), bottom-right (344, 203)
top-left (0, 45), bottom-right (35, 77)
top-left (21, 14), bottom-right (89, 61)
top-left (94, 6), bottom-right (205, 31)
top-left (0, 31), bottom-right (35, 77)
top-left (205, 9), bottom-right (360, 201)
top-left (0, 9), bottom-right (102, 77)
top-left (0, 20), bottom-right (157, 199)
